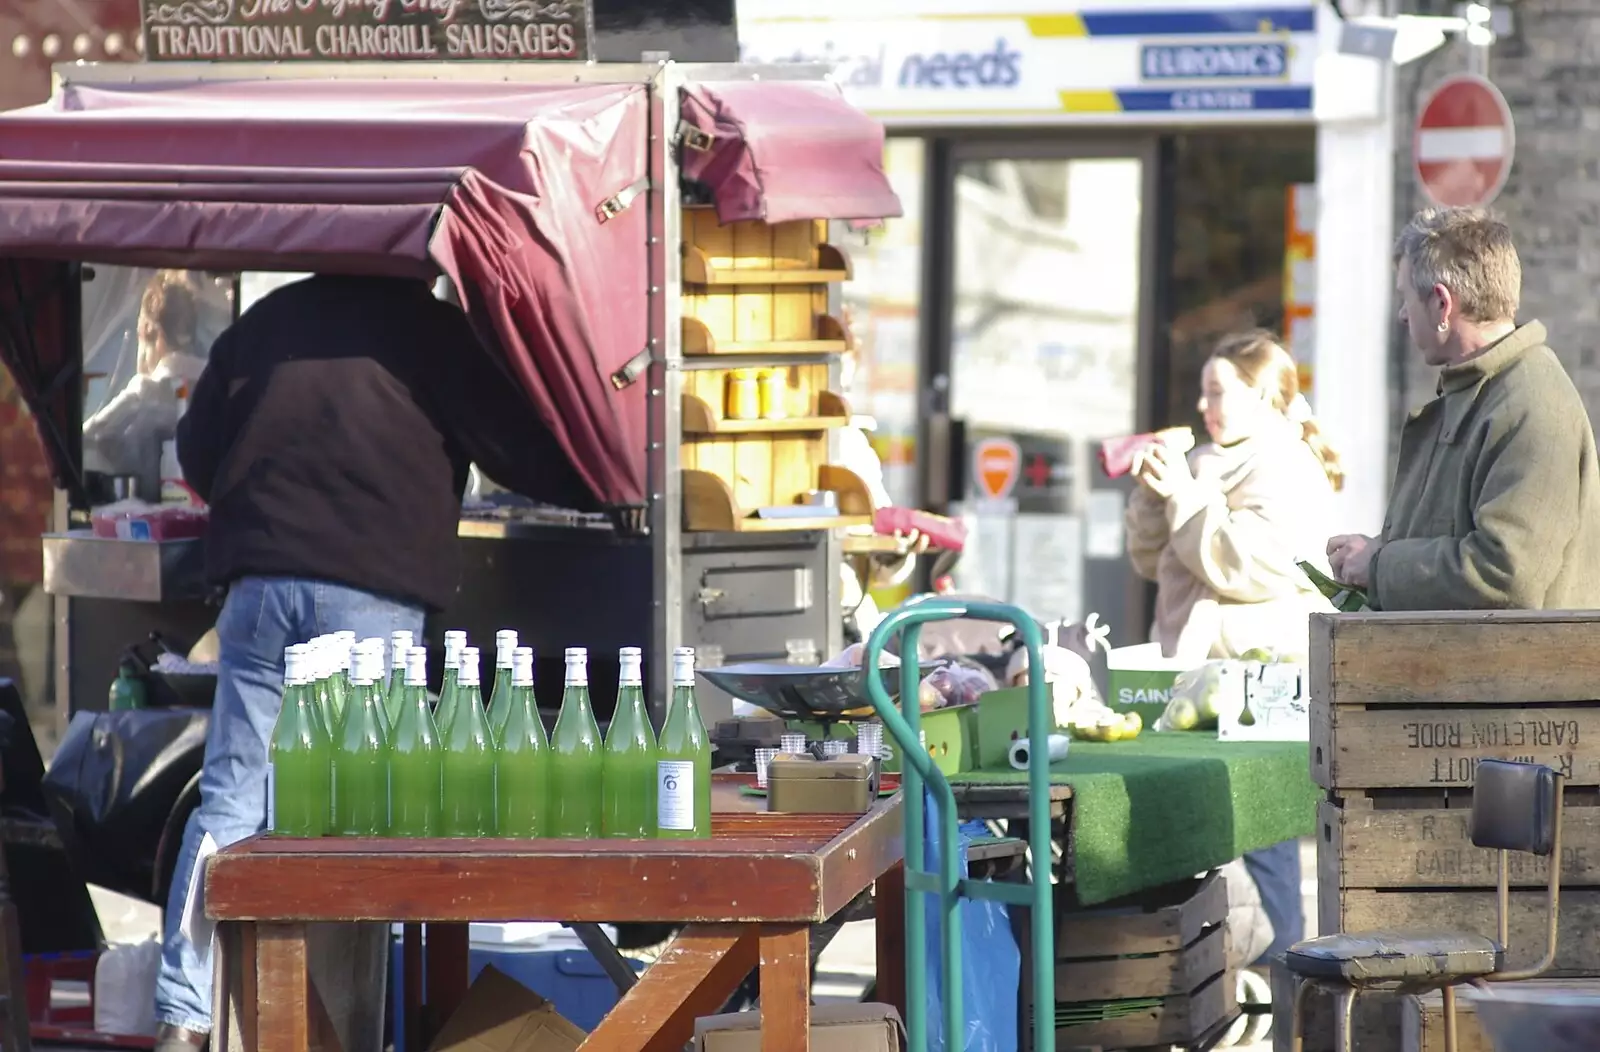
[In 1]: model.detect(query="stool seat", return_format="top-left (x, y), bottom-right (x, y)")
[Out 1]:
top-left (1285, 931), bottom-right (1502, 984)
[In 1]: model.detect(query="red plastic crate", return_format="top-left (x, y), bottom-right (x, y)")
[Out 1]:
top-left (24, 951), bottom-right (156, 1049)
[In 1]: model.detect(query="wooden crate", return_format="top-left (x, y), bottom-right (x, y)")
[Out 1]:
top-left (1402, 979), bottom-right (1600, 1052)
top-left (1027, 872), bottom-right (1233, 1050)
top-left (1302, 612), bottom-right (1600, 1051)
top-left (678, 210), bottom-right (870, 533)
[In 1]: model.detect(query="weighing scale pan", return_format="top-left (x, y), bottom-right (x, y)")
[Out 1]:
top-left (698, 661), bottom-right (938, 723)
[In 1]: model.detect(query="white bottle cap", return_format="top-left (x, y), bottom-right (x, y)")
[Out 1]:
top-left (335, 630), bottom-right (356, 644)
top-left (497, 630), bottom-right (518, 668)
top-left (672, 646), bottom-right (696, 687)
top-left (513, 646), bottom-right (535, 688)
top-left (352, 645), bottom-right (383, 686)
top-left (444, 633), bottom-right (463, 669)
top-left (337, 639), bottom-right (354, 672)
top-left (284, 645), bottom-right (308, 686)
top-left (564, 647), bottom-right (588, 687)
top-left (390, 630), bottom-right (414, 669)
top-left (444, 630), bottom-right (468, 646)
top-left (405, 646), bottom-right (428, 687)
top-left (619, 646), bottom-right (643, 687)
top-left (458, 646), bottom-right (481, 688)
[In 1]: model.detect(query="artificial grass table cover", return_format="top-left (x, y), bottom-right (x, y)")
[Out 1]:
top-left (952, 731), bottom-right (1319, 905)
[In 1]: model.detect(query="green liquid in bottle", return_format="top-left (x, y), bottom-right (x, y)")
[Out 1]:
top-left (486, 629), bottom-right (519, 745)
top-left (657, 647), bottom-right (712, 840)
top-left (495, 646), bottom-right (549, 838)
top-left (435, 630), bottom-right (466, 736)
top-left (332, 646), bottom-right (390, 837)
top-left (550, 647), bottom-right (602, 839)
top-left (389, 645), bottom-right (442, 837)
top-left (269, 644), bottom-right (332, 838)
top-left (602, 647), bottom-right (658, 839)
top-left (440, 647), bottom-right (496, 837)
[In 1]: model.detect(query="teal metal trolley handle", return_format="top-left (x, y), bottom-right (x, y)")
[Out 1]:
top-left (863, 595), bottom-right (1055, 1052)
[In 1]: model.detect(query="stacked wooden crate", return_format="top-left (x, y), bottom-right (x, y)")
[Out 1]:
top-left (678, 209), bottom-right (874, 532)
top-left (1024, 872), bottom-right (1237, 1050)
top-left (1301, 611), bottom-right (1600, 1051)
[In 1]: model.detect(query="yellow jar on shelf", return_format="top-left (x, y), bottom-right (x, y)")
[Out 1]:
top-left (758, 369), bottom-right (786, 420)
top-left (725, 369), bottom-right (762, 421)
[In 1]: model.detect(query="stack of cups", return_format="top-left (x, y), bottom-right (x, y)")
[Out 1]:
top-left (755, 747), bottom-right (779, 789)
top-left (779, 733), bottom-right (807, 755)
top-left (855, 721), bottom-right (884, 760)
top-left (821, 739), bottom-right (849, 757)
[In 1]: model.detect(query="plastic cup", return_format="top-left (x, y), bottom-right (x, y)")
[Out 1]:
top-left (855, 722), bottom-right (884, 759)
top-left (755, 748), bottom-right (779, 788)
top-left (779, 733), bottom-right (807, 755)
top-left (821, 739), bottom-right (849, 757)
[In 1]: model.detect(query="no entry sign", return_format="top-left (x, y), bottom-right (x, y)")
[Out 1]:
top-left (1415, 74), bottom-right (1515, 208)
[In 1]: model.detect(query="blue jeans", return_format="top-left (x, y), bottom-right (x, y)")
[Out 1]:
top-left (1244, 839), bottom-right (1306, 966)
top-left (154, 577), bottom-right (424, 1032)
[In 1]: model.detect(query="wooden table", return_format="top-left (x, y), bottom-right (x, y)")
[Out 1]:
top-left (204, 794), bottom-right (904, 1052)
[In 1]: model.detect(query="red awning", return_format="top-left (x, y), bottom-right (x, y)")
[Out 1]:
top-left (678, 80), bottom-right (903, 225)
top-left (0, 74), bottom-right (902, 515)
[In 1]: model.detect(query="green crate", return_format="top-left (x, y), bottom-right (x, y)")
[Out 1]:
top-left (1106, 643), bottom-right (1191, 726)
top-left (881, 703), bottom-right (977, 777)
top-left (974, 686), bottom-right (1038, 770)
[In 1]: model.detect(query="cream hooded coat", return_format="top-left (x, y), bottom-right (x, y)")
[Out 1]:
top-left (1125, 425), bottom-right (1334, 661)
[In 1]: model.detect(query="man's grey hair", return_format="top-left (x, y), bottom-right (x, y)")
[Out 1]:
top-left (1393, 207), bottom-right (1521, 324)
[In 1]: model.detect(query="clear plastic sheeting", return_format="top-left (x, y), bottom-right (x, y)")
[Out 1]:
top-left (80, 267), bottom-right (234, 497)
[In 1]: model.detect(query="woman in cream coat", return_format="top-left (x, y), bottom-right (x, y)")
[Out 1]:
top-left (1126, 331), bottom-right (1342, 662)
top-left (1125, 330), bottom-right (1344, 978)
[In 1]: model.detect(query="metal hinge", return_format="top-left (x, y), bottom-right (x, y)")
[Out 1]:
top-left (595, 176), bottom-right (651, 223)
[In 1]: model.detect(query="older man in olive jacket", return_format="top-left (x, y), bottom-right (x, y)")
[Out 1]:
top-left (1327, 207), bottom-right (1600, 611)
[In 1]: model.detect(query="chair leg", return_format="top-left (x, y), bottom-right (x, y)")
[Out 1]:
top-left (1442, 985), bottom-right (1459, 1052)
top-left (0, 848), bottom-right (31, 1052)
top-left (1335, 987), bottom-right (1357, 1052)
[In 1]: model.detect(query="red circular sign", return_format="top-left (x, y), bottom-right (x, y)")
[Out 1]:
top-left (1414, 74), bottom-right (1515, 208)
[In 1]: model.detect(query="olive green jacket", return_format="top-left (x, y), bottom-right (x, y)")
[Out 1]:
top-left (1371, 321), bottom-right (1600, 611)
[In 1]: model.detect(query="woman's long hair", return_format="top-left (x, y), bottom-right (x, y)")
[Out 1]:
top-left (1211, 330), bottom-right (1345, 492)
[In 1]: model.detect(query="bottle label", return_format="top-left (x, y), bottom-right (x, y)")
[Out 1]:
top-left (265, 762), bottom-right (276, 832)
top-left (657, 760), bottom-right (695, 830)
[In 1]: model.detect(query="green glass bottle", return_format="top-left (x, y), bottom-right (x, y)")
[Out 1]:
top-left (601, 647), bottom-right (658, 839)
top-left (327, 634), bottom-right (356, 738)
top-left (389, 630), bottom-right (414, 692)
top-left (357, 639), bottom-right (393, 738)
top-left (332, 643), bottom-right (390, 836)
top-left (440, 646), bottom-right (496, 837)
top-left (308, 638), bottom-right (337, 737)
top-left (269, 644), bottom-right (332, 837)
top-left (549, 647), bottom-right (602, 839)
top-left (657, 647), bottom-right (712, 840)
top-left (486, 629), bottom-right (519, 744)
top-left (495, 646), bottom-right (550, 838)
top-left (389, 646), bottom-right (442, 837)
top-left (434, 630), bottom-right (467, 734)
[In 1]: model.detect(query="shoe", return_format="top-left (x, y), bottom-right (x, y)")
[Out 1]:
top-left (155, 1024), bottom-right (209, 1052)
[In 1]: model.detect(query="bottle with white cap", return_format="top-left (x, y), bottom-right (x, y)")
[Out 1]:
top-left (435, 630), bottom-right (468, 732)
top-left (440, 646), bottom-right (495, 836)
top-left (332, 641), bottom-right (391, 836)
top-left (549, 647), bottom-right (602, 838)
top-left (656, 647), bottom-right (711, 839)
top-left (601, 647), bottom-right (658, 838)
top-left (486, 629), bottom-right (519, 743)
top-left (269, 643), bottom-right (332, 837)
top-left (496, 646), bottom-right (549, 837)
top-left (389, 646), bottom-right (442, 837)
top-left (388, 630), bottom-right (414, 692)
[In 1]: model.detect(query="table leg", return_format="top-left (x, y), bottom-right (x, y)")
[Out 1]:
top-left (875, 863), bottom-right (906, 1018)
top-left (255, 924), bottom-right (310, 1052)
top-left (580, 924), bottom-right (757, 1052)
top-left (759, 924), bottom-right (810, 1052)
top-left (213, 922), bottom-right (259, 1052)
top-left (402, 924), bottom-right (423, 1052)
top-left (423, 923), bottom-right (470, 1044)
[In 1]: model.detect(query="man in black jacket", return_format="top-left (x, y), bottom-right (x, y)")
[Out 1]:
top-left (153, 274), bottom-right (594, 1049)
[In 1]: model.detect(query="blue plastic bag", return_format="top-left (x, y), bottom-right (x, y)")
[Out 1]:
top-left (921, 795), bottom-right (1022, 1052)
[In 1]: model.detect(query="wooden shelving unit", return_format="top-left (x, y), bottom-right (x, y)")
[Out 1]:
top-left (678, 211), bottom-right (873, 533)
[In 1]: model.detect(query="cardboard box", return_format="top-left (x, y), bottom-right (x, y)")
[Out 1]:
top-left (695, 1003), bottom-right (904, 1052)
top-left (429, 964), bottom-right (586, 1052)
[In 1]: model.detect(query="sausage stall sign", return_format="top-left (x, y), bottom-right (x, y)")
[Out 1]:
top-left (1414, 73), bottom-right (1515, 208)
top-left (138, 0), bottom-right (592, 62)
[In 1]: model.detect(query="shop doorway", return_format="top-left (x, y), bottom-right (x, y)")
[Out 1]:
top-left (927, 139), bottom-right (1157, 642)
